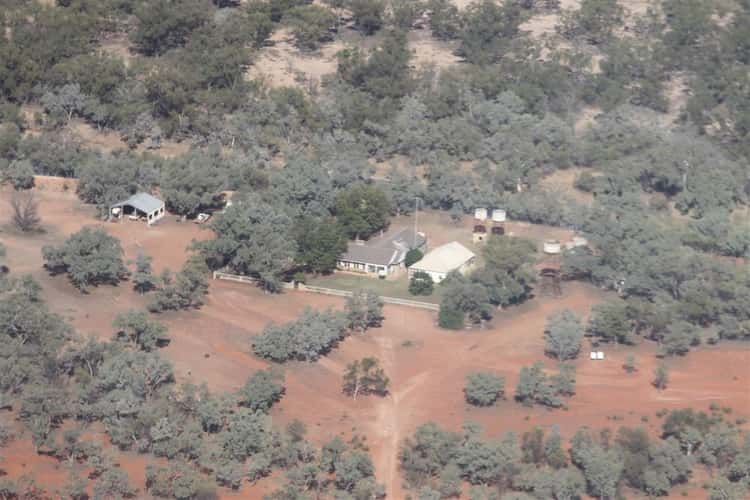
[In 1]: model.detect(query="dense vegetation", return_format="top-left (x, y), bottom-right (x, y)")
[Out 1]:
top-left (400, 408), bottom-right (750, 499)
top-left (0, 271), bottom-right (383, 498)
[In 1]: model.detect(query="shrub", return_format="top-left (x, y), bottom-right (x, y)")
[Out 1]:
top-left (464, 372), bottom-right (505, 406)
top-left (409, 271), bottom-right (434, 296)
top-left (148, 258), bottom-right (209, 312)
top-left (10, 190), bottom-right (41, 232)
top-left (3, 159), bottom-right (35, 190)
top-left (405, 248), bottom-right (423, 267)
top-left (574, 171), bottom-right (596, 192)
top-left (438, 305), bottom-right (464, 330)
top-left (342, 357), bottom-right (389, 399)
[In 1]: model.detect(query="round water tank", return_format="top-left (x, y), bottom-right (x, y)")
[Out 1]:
top-left (492, 209), bottom-right (506, 222)
top-left (543, 240), bottom-right (562, 254)
top-left (474, 208), bottom-right (487, 221)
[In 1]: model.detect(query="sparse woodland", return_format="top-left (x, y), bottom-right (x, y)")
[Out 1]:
top-left (0, 0), bottom-right (749, 498)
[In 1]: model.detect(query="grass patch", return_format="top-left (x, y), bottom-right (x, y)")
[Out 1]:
top-left (307, 272), bottom-right (446, 304)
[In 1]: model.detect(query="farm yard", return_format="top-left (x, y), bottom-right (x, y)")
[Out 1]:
top-left (1, 185), bottom-right (748, 499)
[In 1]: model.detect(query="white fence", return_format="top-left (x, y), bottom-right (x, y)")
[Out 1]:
top-left (213, 271), bottom-right (439, 311)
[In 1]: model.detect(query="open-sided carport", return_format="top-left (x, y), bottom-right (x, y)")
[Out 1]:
top-left (110, 192), bottom-right (165, 226)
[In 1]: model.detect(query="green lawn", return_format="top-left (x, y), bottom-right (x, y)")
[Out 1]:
top-left (306, 272), bottom-right (445, 304)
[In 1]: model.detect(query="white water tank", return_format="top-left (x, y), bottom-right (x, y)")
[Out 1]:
top-left (474, 208), bottom-right (488, 221)
top-left (492, 209), bottom-right (506, 223)
top-left (543, 240), bottom-right (562, 254)
top-left (571, 235), bottom-right (588, 247)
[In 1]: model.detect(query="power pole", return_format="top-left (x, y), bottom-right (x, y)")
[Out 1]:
top-left (414, 196), bottom-right (419, 247)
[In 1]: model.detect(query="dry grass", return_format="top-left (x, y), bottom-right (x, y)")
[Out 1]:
top-left (98, 33), bottom-right (136, 67)
top-left (661, 73), bottom-right (689, 127)
top-left (246, 28), bottom-right (343, 90)
top-left (408, 29), bottom-right (461, 70)
top-left (574, 105), bottom-right (602, 135)
top-left (539, 167), bottom-right (595, 205)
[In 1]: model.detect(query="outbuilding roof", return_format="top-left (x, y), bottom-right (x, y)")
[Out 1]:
top-left (112, 192), bottom-right (164, 214)
top-left (411, 241), bottom-right (475, 274)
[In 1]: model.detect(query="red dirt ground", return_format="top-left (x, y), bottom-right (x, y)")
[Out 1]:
top-left (1, 186), bottom-right (748, 499)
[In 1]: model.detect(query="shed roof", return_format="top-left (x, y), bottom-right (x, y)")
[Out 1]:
top-left (112, 192), bottom-right (164, 214)
top-left (411, 241), bottom-right (475, 274)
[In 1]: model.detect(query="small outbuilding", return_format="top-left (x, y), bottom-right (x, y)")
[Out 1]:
top-left (111, 192), bottom-right (165, 226)
top-left (408, 241), bottom-right (476, 283)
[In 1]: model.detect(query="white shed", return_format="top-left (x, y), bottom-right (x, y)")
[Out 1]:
top-left (111, 192), bottom-right (166, 226)
top-left (408, 242), bottom-right (476, 283)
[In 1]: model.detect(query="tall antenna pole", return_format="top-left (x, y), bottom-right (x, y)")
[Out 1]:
top-left (414, 196), bottom-right (419, 247)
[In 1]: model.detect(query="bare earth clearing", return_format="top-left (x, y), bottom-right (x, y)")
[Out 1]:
top-left (1, 187), bottom-right (748, 498)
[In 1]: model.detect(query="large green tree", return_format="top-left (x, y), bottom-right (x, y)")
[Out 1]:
top-left (474, 236), bottom-right (536, 307)
top-left (293, 217), bottom-right (347, 274)
top-left (544, 310), bottom-right (584, 361)
top-left (199, 196), bottom-right (297, 292)
top-left (334, 184), bottom-right (391, 240)
top-left (42, 227), bottom-right (128, 291)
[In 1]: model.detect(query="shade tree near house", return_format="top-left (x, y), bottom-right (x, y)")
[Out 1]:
top-left (334, 184), bottom-right (391, 240)
top-left (198, 194), bottom-right (297, 292)
top-left (438, 236), bottom-right (537, 329)
top-left (438, 273), bottom-right (492, 329)
top-left (409, 271), bottom-right (434, 296)
top-left (293, 216), bottom-right (348, 274)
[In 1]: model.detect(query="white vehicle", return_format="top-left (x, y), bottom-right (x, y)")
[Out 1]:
top-left (195, 213), bottom-right (211, 224)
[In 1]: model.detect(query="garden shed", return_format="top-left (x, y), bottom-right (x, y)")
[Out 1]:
top-left (110, 192), bottom-right (165, 226)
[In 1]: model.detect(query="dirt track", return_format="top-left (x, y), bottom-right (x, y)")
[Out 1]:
top-left (1, 187), bottom-right (748, 498)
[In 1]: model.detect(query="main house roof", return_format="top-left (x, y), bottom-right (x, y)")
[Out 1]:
top-left (340, 227), bottom-right (425, 267)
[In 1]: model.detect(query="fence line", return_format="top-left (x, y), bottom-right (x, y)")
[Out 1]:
top-left (213, 271), bottom-right (439, 311)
